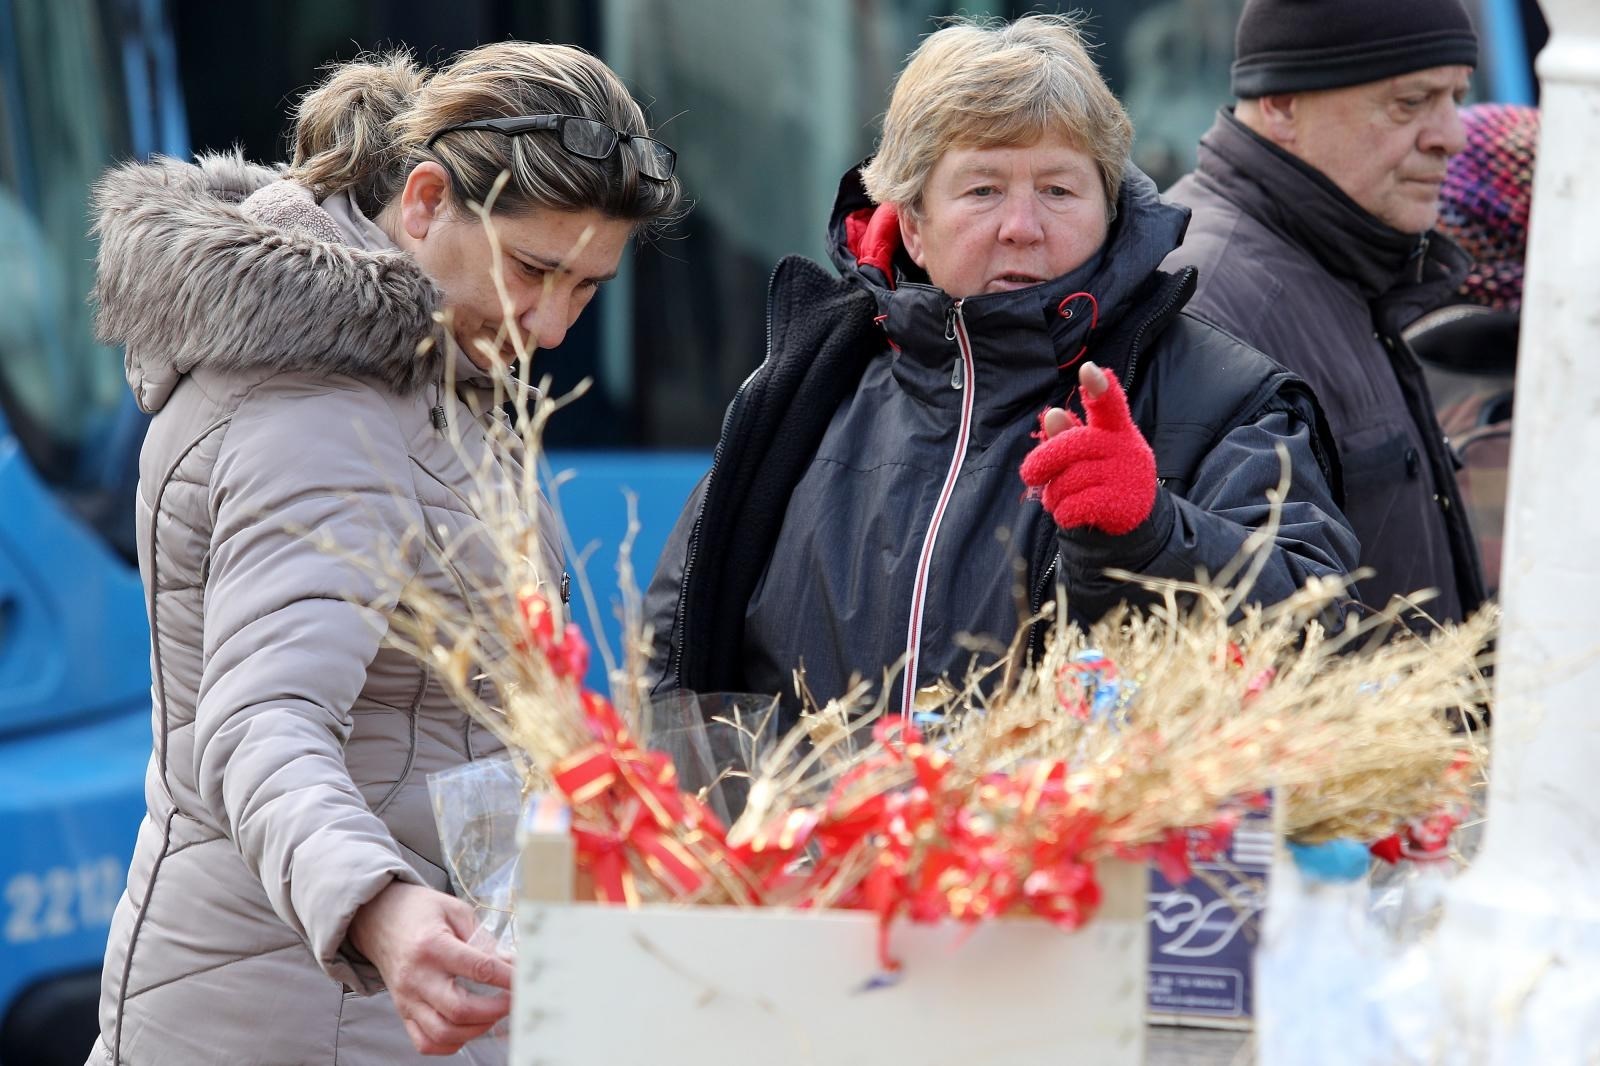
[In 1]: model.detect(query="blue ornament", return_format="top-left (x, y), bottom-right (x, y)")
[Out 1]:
top-left (1287, 839), bottom-right (1371, 883)
top-left (1069, 648), bottom-right (1138, 724)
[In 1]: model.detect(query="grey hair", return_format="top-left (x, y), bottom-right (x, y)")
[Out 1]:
top-left (860, 13), bottom-right (1131, 222)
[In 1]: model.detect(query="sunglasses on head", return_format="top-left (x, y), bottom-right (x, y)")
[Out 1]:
top-left (426, 114), bottom-right (677, 183)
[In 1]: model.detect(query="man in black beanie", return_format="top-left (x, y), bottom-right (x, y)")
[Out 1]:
top-left (1164, 0), bottom-right (1486, 627)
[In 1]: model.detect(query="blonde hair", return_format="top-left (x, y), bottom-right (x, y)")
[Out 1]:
top-left (860, 14), bottom-right (1132, 220)
top-left (287, 43), bottom-right (681, 232)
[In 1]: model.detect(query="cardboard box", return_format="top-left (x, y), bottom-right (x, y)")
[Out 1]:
top-left (512, 830), bottom-right (1149, 1066)
top-left (1145, 814), bottom-right (1273, 1029)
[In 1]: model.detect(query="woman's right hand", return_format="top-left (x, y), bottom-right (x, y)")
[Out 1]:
top-left (347, 880), bottom-right (514, 1055)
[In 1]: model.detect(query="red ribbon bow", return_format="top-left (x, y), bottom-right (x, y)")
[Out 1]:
top-left (552, 692), bottom-right (723, 904)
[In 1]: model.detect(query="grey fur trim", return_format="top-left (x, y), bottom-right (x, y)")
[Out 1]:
top-left (92, 151), bottom-right (445, 396)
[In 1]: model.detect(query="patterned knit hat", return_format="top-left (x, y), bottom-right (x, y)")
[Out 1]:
top-left (1436, 103), bottom-right (1539, 312)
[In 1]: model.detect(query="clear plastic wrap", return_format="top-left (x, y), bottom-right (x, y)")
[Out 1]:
top-left (429, 754), bottom-right (525, 957)
top-left (642, 691), bottom-right (780, 825)
top-left (1257, 853), bottom-right (1390, 1065)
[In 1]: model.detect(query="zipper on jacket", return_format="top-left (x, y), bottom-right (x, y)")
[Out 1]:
top-left (430, 378), bottom-right (449, 431)
top-left (1029, 552), bottom-right (1059, 620)
top-left (946, 303), bottom-right (965, 388)
top-left (1121, 277), bottom-right (1191, 395)
top-left (1026, 550), bottom-right (1060, 658)
top-left (900, 298), bottom-right (975, 719)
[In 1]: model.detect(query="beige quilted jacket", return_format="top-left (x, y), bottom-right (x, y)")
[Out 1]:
top-left (86, 153), bottom-right (556, 1065)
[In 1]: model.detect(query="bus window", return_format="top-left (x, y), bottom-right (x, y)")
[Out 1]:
top-left (0, 0), bottom-right (134, 491)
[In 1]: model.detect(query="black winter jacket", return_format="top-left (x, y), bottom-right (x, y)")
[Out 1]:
top-left (1165, 111), bottom-right (1487, 624)
top-left (645, 165), bottom-right (1359, 725)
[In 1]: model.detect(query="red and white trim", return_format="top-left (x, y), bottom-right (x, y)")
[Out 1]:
top-left (900, 300), bottom-right (976, 719)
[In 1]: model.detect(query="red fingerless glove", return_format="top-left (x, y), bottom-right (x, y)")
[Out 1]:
top-left (1019, 368), bottom-right (1157, 536)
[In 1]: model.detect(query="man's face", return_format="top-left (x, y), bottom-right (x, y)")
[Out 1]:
top-left (1282, 66), bottom-right (1472, 233)
top-left (899, 132), bottom-right (1110, 299)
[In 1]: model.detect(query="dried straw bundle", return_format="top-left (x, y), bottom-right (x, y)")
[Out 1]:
top-left (928, 573), bottom-right (1491, 849)
top-left (335, 195), bottom-right (1493, 916)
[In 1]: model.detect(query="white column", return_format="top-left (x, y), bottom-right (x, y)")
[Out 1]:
top-left (1432, 1), bottom-right (1600, 1057)
top-left (1460, 0), bottom-right (1600, 910)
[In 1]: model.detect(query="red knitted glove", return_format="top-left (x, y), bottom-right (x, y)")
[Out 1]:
top-left (1020, 364), bottom-right (1157, 536)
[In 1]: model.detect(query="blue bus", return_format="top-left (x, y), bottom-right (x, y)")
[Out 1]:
top-left (0, 2), bottom-right (184, 1061)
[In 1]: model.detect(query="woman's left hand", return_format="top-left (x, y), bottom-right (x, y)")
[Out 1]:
top-left (1021, 361), bottom-right (1157, 536)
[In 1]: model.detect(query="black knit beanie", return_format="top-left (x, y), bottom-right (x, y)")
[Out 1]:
top-left (1232, 0), bottom-right (1478, 98)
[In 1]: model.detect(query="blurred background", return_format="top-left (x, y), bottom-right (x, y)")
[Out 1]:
top-left (0, 1), bottom-right (1544, 1062)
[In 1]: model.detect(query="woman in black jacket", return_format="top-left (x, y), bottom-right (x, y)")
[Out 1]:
top-left (646, 14), bottom-right (1358, 726)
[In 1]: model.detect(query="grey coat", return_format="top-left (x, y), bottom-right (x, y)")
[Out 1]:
top-left (1165, 111), bottom-right (1486, 623)
top-left (87, 153), bottom-right (554, 1065)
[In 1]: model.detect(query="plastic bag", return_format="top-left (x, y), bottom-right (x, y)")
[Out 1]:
top-left (1257, 852), bottom-right (1390, 1065)
top-left (644, 691), bottom-right (780, 825)
top-left (428, 755), bottom-right (525, 958)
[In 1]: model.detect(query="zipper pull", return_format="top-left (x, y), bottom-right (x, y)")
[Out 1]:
top-left (946, 298), bottom-right (966, 389)
top-left (1415, 234), bottom-right (1430, 283)
top-left (429, 379), bottom-right (449, 431)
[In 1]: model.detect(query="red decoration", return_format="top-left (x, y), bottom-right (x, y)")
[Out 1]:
top-left (551, 692), bottom-right (725, 905)
top-left (1404, 811), bottom-right (1460, 857)
top-left (519, 590), bottom-right (590, 680)
top-left (519, 615), bottom-right (1354, 971)
top-left (1370, 834), bottom-right (1405, 865)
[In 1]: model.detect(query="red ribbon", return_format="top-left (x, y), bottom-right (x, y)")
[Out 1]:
top-left (539, 657), bottom-right (1266, 975)
top-left (552, 692), bottom-right (724, 903)
top-left (1370, 834), bottom-right (1405, 864)
top-left (519, 590), bottom-right (590, 680)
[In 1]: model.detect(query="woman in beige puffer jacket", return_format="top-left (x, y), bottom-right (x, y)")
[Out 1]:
top-left (87, 44), bottom-right (681, 1065)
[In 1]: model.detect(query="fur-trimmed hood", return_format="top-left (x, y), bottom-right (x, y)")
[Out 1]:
top-left (93, 151), bottom-right (445, 413)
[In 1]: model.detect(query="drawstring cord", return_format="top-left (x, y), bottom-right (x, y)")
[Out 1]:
top-left (1056, 291), bottom-right (1099, 371)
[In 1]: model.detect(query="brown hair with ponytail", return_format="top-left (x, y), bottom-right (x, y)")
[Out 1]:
top-left (287, 42), bottom-right (682, 233)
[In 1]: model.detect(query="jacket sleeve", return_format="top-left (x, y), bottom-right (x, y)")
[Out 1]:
top-left (642, 475), bottom-right (708, 694)
top-left (1058, 404), bottom-right (1360, 618)
top-left (193, 379), bottom-right (428, 993)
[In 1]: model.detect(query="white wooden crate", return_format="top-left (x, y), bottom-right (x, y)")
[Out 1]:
top-left (511, 857), bottom-right (1147, 1066)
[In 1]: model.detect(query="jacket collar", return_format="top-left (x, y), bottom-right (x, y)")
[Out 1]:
top-left (824, 162), bottom-right (1190, 415)
top-left (93, 151), bottom-right (446, 414)
top-left (1194, 109), bottom-right (1470, 305)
